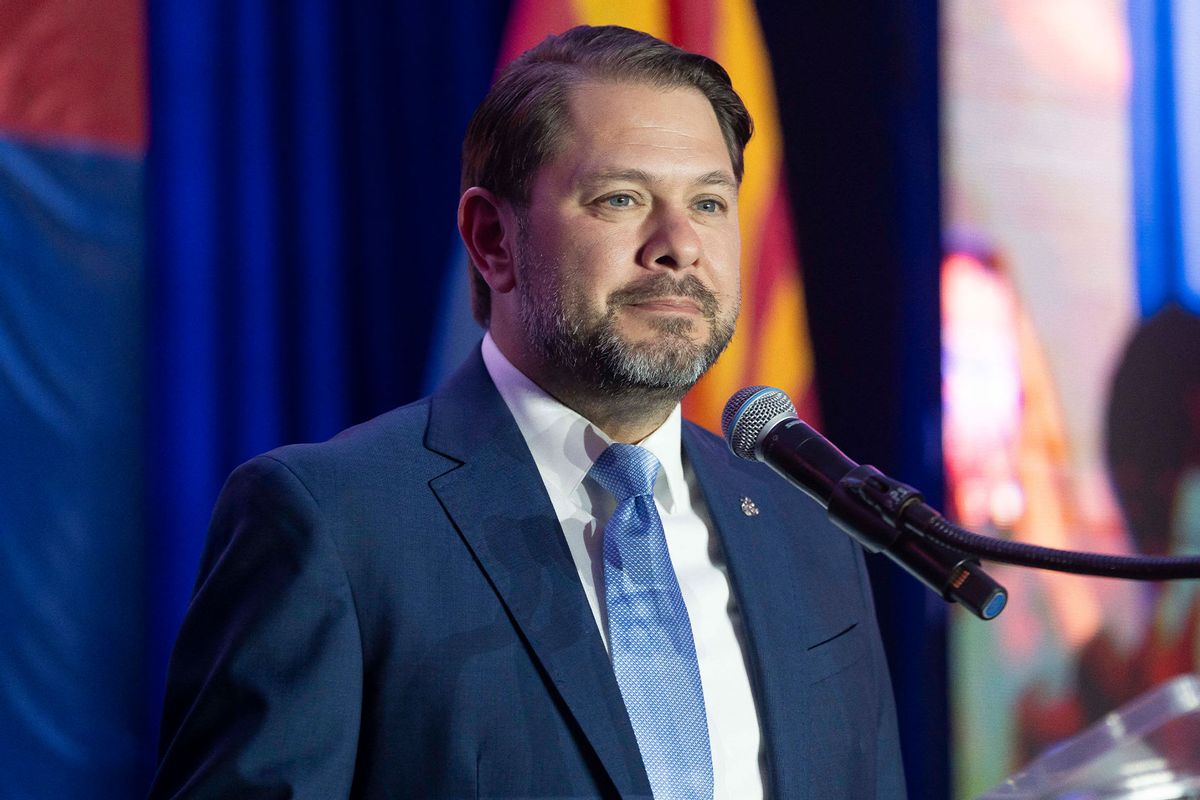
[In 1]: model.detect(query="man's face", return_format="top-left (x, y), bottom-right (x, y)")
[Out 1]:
top-left (511, 79), bottom-right (741, 395)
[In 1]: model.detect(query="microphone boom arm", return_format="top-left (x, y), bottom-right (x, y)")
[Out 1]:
top-left (757, 413), bottom-right (1008, 620)
top-left (723, 385), bottom-right (1200, 623)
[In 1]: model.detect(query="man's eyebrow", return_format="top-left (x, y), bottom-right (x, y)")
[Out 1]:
top-left (578, 168), bottom-right (655, 189)
top-left (577, 168), bottom-right (739, 191)
top-left (695, 170), bottom-right (739, 190)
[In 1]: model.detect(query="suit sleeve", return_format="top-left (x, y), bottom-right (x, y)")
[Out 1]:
top-left (149, 455), bottom-right (363, 799)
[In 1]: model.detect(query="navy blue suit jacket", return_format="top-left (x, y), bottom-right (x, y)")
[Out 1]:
top-left (151, 350), bottom-right (905, 798)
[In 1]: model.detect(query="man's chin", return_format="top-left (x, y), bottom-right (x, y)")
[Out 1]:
top-left (593, 338), bottom-right (715, 393)
top-left (615, 310), bottom-right (703, 341)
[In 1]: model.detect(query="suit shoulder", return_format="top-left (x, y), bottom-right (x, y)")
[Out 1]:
top-left (233, 397), bottom-right (449, 503)
top-left (270, 397), bottom-right (431, 462)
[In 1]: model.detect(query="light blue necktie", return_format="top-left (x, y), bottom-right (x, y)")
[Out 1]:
top-left (589, 443), bottom-right (714, 800)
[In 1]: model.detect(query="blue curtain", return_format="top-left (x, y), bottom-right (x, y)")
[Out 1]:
top-left (142, 0), bottom-right (509, 790)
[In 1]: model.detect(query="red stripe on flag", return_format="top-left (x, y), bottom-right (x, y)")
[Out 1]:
top-left (498, 1), bottom-right (581, 69)
top-left (748, 182), bottom-right (797, 346)
top-left (667, 0), bottom-right (717, 58)
top-left (0, 0), bottom-right (146, 152)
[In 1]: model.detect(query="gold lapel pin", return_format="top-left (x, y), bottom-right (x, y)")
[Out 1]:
top-left (740, 496), bottom-right (759, 517)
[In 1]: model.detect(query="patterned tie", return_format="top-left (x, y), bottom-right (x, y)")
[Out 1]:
top-left (589, 443), bottom-right (714, 800)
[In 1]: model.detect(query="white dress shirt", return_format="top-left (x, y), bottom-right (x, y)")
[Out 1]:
top-left (481, 333), bottom-right (765, 799)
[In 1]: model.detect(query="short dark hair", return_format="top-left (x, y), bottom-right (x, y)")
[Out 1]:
top-left (460, 25), bottom-right (754, 325)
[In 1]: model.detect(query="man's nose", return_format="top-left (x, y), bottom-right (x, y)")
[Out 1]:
top-left (639, 207), bottom-right (702, 270)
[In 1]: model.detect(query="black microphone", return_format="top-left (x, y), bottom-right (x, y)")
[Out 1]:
top-left (722, 386), bottom-right (1007, 621)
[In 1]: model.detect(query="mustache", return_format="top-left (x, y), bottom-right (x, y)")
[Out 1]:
top-left (607, 274), bottom-right (720, 318)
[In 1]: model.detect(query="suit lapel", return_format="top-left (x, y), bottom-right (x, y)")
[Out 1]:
top-left (683, 425), bottom-right (834, 796)
top-left (425, 351), bottom-right (650, 798)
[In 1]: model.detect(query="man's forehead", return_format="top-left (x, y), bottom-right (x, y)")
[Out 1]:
top-left (550, 79), bottom-right (735, 182)
top-left (562, 77), bottom-right (716, 127)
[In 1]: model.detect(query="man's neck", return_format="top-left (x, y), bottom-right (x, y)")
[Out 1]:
top-left (547, 383), bottom-right (680, 444)
top-left (489, 332), bottom-right (682, 443)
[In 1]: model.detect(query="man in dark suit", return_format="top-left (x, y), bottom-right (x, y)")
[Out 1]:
top-left (151, 25), bottom-right (904, 799)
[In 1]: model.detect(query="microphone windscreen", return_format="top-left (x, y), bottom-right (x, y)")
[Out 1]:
top-left (722, 386), bottom-right (796, 460)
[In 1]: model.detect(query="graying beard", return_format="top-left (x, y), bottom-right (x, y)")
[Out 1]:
top-left (521, 293), bottom-right (731, 393)
top-left (588, 322), bottom-right (718, 390)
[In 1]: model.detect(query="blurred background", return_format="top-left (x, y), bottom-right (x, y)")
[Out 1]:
top-left (1, 0), bottom-right (1197, 797)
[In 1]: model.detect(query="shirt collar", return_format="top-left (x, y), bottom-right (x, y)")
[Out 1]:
top-left (480, 332), bottom-right (687, 516)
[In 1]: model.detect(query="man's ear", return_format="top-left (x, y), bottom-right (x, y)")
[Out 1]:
top-left (458, 187), bottom-right (517, 295)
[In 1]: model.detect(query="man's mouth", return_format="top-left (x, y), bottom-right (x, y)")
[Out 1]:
top-left (627, 297), bottom-right (704, 315)
top-left (608, 274), bottom-right (721, 319)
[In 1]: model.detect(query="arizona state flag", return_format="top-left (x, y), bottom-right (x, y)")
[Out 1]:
top-left (497, 0), bottom-right (819, 431)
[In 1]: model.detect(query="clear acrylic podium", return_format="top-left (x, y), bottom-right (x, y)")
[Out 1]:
top-left (979, 674), bottom-right (1200, 799)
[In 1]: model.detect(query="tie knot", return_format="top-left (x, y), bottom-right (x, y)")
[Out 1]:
top-left (589, 444), bottom-right (661, 502)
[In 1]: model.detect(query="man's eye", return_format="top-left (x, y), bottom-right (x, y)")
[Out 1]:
top-left (695, 198), bottom-right (724, 213)
top-left (603, 194), bottom-right (635, 208)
